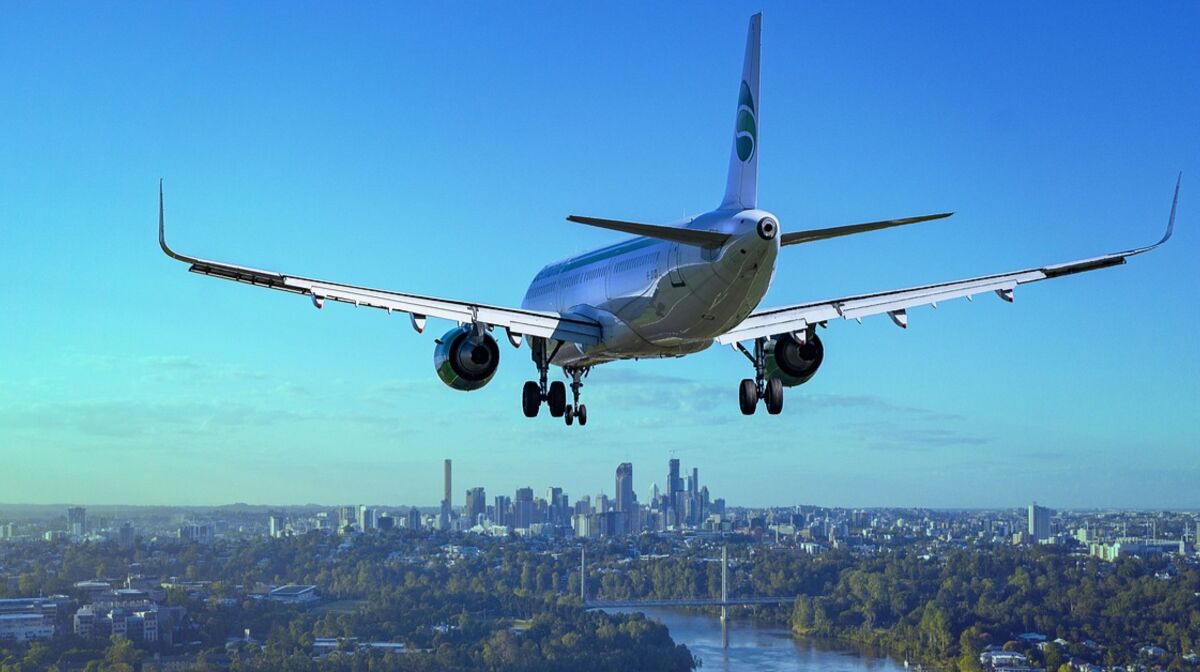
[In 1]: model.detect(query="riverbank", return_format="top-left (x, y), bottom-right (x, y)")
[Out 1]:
top-left (616, 606), bottom-right (910, 672)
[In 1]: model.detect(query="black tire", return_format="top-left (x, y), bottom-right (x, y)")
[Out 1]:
top-left (765, 378), bottom-right (784, 415)
top-left (522, 381), bottom-right (541, 418)
top-left (548, 381), bottom-right (567, 417)
top-left (565, 404), bottom-right (574, 426)
top-left (577, 404), bottom-right (588, 426)
top-left (739, 379), bottom-right (758, 415)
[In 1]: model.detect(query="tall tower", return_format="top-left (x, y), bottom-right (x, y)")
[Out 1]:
top-left (465, 487), bottom-right (486, 526)
top-left (443, 459), bottom-right (452, 508)
top-left (1028, 501), bottom-right (1051, 542)
top-left (67, 506), bottom-right (86, 536)
top-left (615, 463), bottom-right (634, 513)
top-left (667, 459), bottom-right (681, 498)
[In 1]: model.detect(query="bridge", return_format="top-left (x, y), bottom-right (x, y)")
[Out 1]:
top-left (584, 596), bottom-right (794, 609)
top-left (579, 546), bottom-right (795, 619)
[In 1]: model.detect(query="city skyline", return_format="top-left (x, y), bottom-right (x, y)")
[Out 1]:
top-left (3, 455), bottom-right (1198, 513)
top-left (2, 3), bottom-right (1198, 509)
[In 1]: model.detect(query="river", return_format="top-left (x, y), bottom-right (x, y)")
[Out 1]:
top-left (620, 607), bottom-right (909, 672)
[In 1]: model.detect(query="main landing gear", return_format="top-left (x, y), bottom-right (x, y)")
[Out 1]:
top-left (735, 337), bottom-right (783, 415)
top-left (521, 338), bottom-right (590, 426)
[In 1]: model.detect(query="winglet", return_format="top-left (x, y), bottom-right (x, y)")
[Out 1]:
top-left (159, 179), bottom-right (168, 255)
top-left (1157, 171), bottom-right (1182, 248)
top-left (1130, 171), bottom-right (1182, 255)
top-left (159, 179), bottom-right (188, 262)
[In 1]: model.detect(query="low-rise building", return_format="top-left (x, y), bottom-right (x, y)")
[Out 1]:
top-left (75, 602), bottom-right (159, 642)
top-left (0, 613), bottom-right (54, 641)
top-left (267, 585), bottom-right (318, 604)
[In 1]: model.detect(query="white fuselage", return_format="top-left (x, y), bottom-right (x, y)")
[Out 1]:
top-left (521, 209), bottom-right (780, 368)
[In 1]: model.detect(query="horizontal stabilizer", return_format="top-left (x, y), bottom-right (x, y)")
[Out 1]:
top-left (567, 215), bottom-right (730, 247)
top-left (780, 212), bottom-right (954, 247)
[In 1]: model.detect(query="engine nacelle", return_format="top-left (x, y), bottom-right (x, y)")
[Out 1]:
top-left (434, 325), bottom-right (501, 391)
top-left (765, 332), bottom-right (824, 387)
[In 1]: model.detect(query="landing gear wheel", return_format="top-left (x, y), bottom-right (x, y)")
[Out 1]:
top-left (739, 379), bottom-right (757, 415)
top-left (548, 381), bottom-right (567, 417)
top-left (576, 404), bottom-right (588, 426)
top-left (564, 404), bottom-right (574, 426)
top-left (522, 381), bottom-right (541, 418)
top-left (765, 378), bottom-right (784, 415)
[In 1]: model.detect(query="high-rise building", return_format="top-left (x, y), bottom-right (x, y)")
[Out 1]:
top-left (465, 487), bottom-right (487, 526)
top-left (118, 522), bottom-right (135, 549)
top-left (493, 495), bottom-right (511, 527)
top-left (1028, 502), bottom-right (1052, 542)
top-left (357, 506), bottom-right (376, 532)
top-left (268, 513), bottom-right (286, 539)
top-left (440, 459), bottom-right (453, 530)
top-left (406, 507), bottom-right (422, 530)
top-left (615, 463), bottom-right (634, 513)
top-left (667, 460), bottom-right (681, 498)
top-left (514, 488), bottom-right (534, 529)
top-left (339, 506), bottom-right (357, 532)
top-left (553, 490), bottom-right (570, 527)
top-left (67, 507), bottom-right (86, 536)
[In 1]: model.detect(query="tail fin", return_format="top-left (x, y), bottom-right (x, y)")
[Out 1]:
top-left (720, 13), bottom-right (762, 210)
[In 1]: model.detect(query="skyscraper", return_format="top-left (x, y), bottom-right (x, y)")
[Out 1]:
top-left (67, 507), bottom-right (86, 536)
top-left (465, 487), bottom-right (487, 526)
top-left (667, 459), bottom-right (681, 498)
top-left (357, 505), bottom-right (376, 532)
top-left (493, 495), bottom-right (511, 527)
top-left (118, 522), bottom-right (135, 549)
top-left (514, 487), bottom-right (534, 530)
top-left (546, 487), bottom-right (564, 526)
top-left (440, 459), bottom-right (453, 530)
top-left (615, 463), bottom-right (634, 513)
top-left (339, 506), bottom-right (357, 532)
top-left (268, 513), bottom-right (286, 539)
top-left (1028, 502), bottom-right (1052, 542)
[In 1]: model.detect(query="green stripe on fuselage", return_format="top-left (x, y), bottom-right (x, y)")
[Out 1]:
top-left (559, 237), bottom-right (660, 273)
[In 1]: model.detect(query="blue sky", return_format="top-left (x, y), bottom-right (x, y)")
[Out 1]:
top-left (1, 2), bottom-right (1197, 509)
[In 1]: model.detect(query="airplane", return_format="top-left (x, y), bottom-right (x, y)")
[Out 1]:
top-left (159, 13), bottom-right (1180, 427)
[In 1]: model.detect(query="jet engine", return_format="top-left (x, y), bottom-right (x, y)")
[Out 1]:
top-left (434, 325), bottom-right (501, 391)
top-left (765, 332), bottom-right (824, 387)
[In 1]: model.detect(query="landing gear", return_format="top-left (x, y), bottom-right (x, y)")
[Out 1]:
top-left (521, 338), bottom-right (590, 426)
top-left (563, 368), bottom-right (588, 426)
top-left (522, 381), bottom-right (540, 418)
top-left (735, 337), bottom-right (784, 415)
top-left (739, 379), bottom-right (758, 415)
top-left (548, 381), bottom-right (567, 417)
top-left (765, 378), bottom-right (784, 415)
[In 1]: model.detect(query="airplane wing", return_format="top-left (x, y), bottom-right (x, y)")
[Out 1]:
top-left (157, 183), bottom-right (601, 346)
top-left (717, 175), bottom-right (1180, 345)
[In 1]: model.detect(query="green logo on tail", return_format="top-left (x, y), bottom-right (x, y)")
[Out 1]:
top-left (735, 80), bottom-right (756, 162)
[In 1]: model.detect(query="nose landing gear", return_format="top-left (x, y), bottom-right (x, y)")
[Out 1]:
top-left (735, 337), bottom-right (784, 415)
